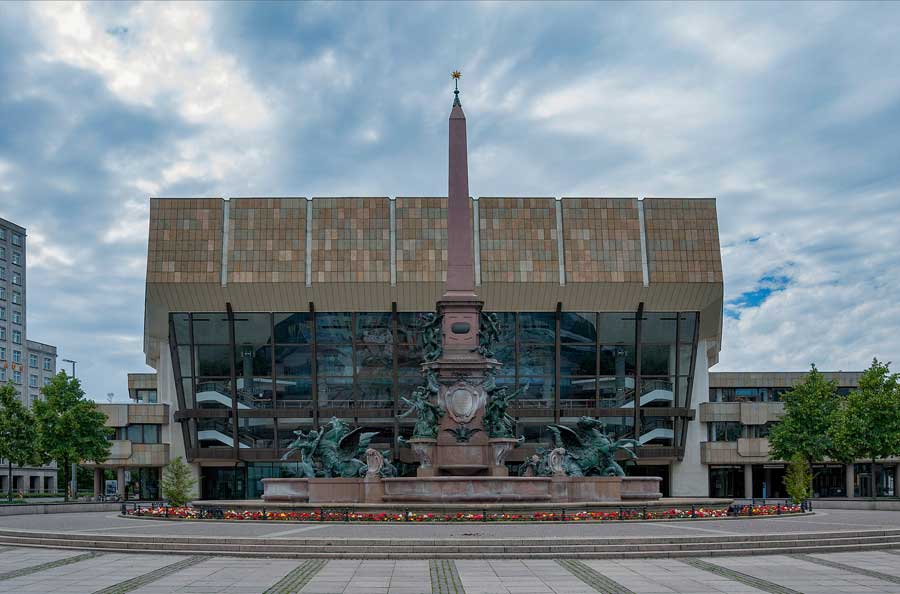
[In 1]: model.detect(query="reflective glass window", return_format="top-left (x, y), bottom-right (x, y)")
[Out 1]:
top-left (397, 345), bottom-right (424, 372)
top-left (396, 312), bottom-right (428, 345)
top-left (356, 343), bottom-right (393, 374)
top-left (274, 346), bottom-right (312, 377)
top-left (196, 346), bottom-right (232, 376)
top-left (598, 376), bottom-right (634, 408)
top-left (235, 344), bottom-right (272, 377)
top-left (641, 345), bottom-right (675, 376)
top-left (560, 313), bottom-right (597, 343)
top-left (316, 346), bottom-right (353, 375)
top-left (678, 344), bottom-right (694, 375)
top-left (598, 313), bottom-right (635, 344)
top-left (143, 425), bottom-right (160, 444)
top-left (517, 376), bottom-right (555, 402)
top-left (195, 379), bottom-right (232, 409)
top-left (640, 376), bottom-right (675, 407)
top-left (355, 313), bottom-right (392, 343)
top-left (559, 377), bottom-right (595, 401)
top-left (234, 313), bottom-right (273, 345)
top-left (357, 378), bottom-right (393, 405)
top-left (641, 313), bottom-right (677, 343)
top-left (238, 417), bottom-right (275, 448)
top-left (172, 314), bottom-right (190, 344)
top-left (560, 344), bottom-right (597, 376)
top-left (177, 346), bottom-right (192, 376)
top-left (599, 345), bottom-right (635, 375)
top-left (316, 313), bottom-right (352, 343)
top-left (192, 314), bottom-right (230, 344)
top-left (518, 313), bottom-right (556, 343)
top-left (275, 378), bottom-right (313, 406)
top-left (317, 377), bottom-right (354, 406)
top-left (492, 344), bottom-right (516, 373)
top-left (679, 312), bottom-right (698, 341)
top-left (274, 313), bottom-right (312, 344)
top-left (708, 421), bottom-right (742, 442)
top-left (518, 345), bottom-right (555, 376)
top-left (127, 424), bottom-right (142, 442)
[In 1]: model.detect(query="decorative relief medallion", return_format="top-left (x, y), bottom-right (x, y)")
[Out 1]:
top-left (441, 382), bottom-right (484, 424)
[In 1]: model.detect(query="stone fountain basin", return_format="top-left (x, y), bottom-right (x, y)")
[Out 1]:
top-left (262, 475), bottom-right (662, 503)
top-left (383, 476), bottom-right (552, 503)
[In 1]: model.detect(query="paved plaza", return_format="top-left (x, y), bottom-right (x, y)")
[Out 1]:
top-left (2, 545), bottom-right (900, 593)
top-left (2, 510), bottom-right (900, 593)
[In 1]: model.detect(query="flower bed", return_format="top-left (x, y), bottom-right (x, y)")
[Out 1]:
top-left (120, 505), bottom-right (802, 523)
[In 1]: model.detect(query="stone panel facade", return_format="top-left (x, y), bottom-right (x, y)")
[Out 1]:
top-left (643, 198), bottom-right (722, 283)
top-left (561, 198), bottom-right (642, 283)
top-left (395, 197), bottom-right (447, 283)
top-left (311, 198), bottom-right (390, 283)
top-left (147, 199), bottom-right (223, 283)
top-left (478, 198), bottom-right (559, 283)
top-left (229, 198), bottom-right (306, 283)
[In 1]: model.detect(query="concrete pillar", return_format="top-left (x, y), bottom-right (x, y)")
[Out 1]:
top-left (117, 468), bottom-right (125, 498)
top-left (743, 464), bottom-right (753, 499)
top-left (845, 464), bottom-right (855, 498)
top-left (93, 469), bottom-right (103, 498)
top-left (764, 467), bottom-right (773, 498)
top-left (893, 464), bottom-right (900, 497)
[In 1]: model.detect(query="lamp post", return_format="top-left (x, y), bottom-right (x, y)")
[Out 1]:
top-left (60, 358), bottom-right (77, 499)
top-left (62, 359), bottom-right (76, 378)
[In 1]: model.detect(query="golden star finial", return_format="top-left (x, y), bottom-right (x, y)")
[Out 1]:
top-left (451, 70), bottom-right (461, 79)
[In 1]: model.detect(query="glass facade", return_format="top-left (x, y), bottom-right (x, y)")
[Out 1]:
top-left (171, 309), bottom-right (699, 497)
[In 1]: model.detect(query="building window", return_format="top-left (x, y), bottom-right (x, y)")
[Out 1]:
top-left (0, 246), bottom-right (4, 259)
top-left (12, 350), bottom-right (21, 364)
top-left (11, 252), bottom-right (20, 266)
top-left (11, 272), bottom-right (20, 285)
top-left (12, 370), bottom-right (21, 384)
top-left (0, 369), bottom-right (5, 381)
top-left (12, 310), bottom-right (21, 325)
top-left (135, 389), bottom-right (157, 403)
top-left (12, 330), bottom-right (21, 344)
top-left (0, 306), bottom-right (4, 320)
top-left (708, 421), bottom-right (743, 442)
top-left (43, 357), bottom-right (52, 371)
top-left (126, 424), bottom-right (161, 444)
top-left (0, 228), bottom-right (5, 240)
top-left (0, 287), bottom-right (4, 300)
top-left (0, 266), bottom-right (5, 280)
top-left (28, 353), bottom-right (37, 368)
top-left (11, 234), bottom-right (21, 247)
top-left (0, 347), bottom-right (5, 360)
top-left (29, 374), bottom-right (37, 388)
top-left (11, 292), bottom-right (19, 305)
top-left (0, 327), bottom-right (5, 340)
top-left (43, 376), bottom-right (50, 386)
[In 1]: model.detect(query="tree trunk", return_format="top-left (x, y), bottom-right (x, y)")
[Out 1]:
top-left (7, 460), bottom-right (12, 503)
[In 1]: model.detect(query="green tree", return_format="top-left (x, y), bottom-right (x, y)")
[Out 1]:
top-left (769, 365), bottom-right (840, 466)
top-left (161, 456), bottom-right (196, 506)
top-left (829, 359), bottom-right (900, 497)
top-left (0, 383), bottom-right (41, 502)
top-left (783, 453), bottom-right (812, 504)
top-left (33, 373), bottom-right (112, 502)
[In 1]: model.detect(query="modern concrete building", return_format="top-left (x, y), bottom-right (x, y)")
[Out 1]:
top-left (83, 373), bottom-right (170, 500)
top-left (0, 217), bottom-right (58, 495)
top-left (139, 92), bottom-right (726, 499)
top-left (704, 371), bottom-right (897, 499)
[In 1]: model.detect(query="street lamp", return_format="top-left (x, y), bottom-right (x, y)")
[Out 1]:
top-left (61, 359), bottom-right (76, 378)
top-left (60, 358), bottom-right (77, 499)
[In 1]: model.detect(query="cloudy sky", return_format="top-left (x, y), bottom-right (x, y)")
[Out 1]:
top-left (1, 1), bottom-right (899, 401)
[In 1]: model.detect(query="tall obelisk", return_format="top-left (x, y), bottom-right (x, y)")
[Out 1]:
top-left (437, 71), bottom-right (483, 357)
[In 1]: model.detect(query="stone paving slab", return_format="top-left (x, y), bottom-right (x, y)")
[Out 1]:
top-left (807, 551), bottom-right (900, 579)
top-left (0, 552), bottom-right (185, 594)
top-left (607, 558), bottom-right (768, 593)
top-left (0, 546), bottom-right (89, 575)
top-left (705, 554), bottom-right (900, 594)
top-left (127, 557), bottom-right (302, 594)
